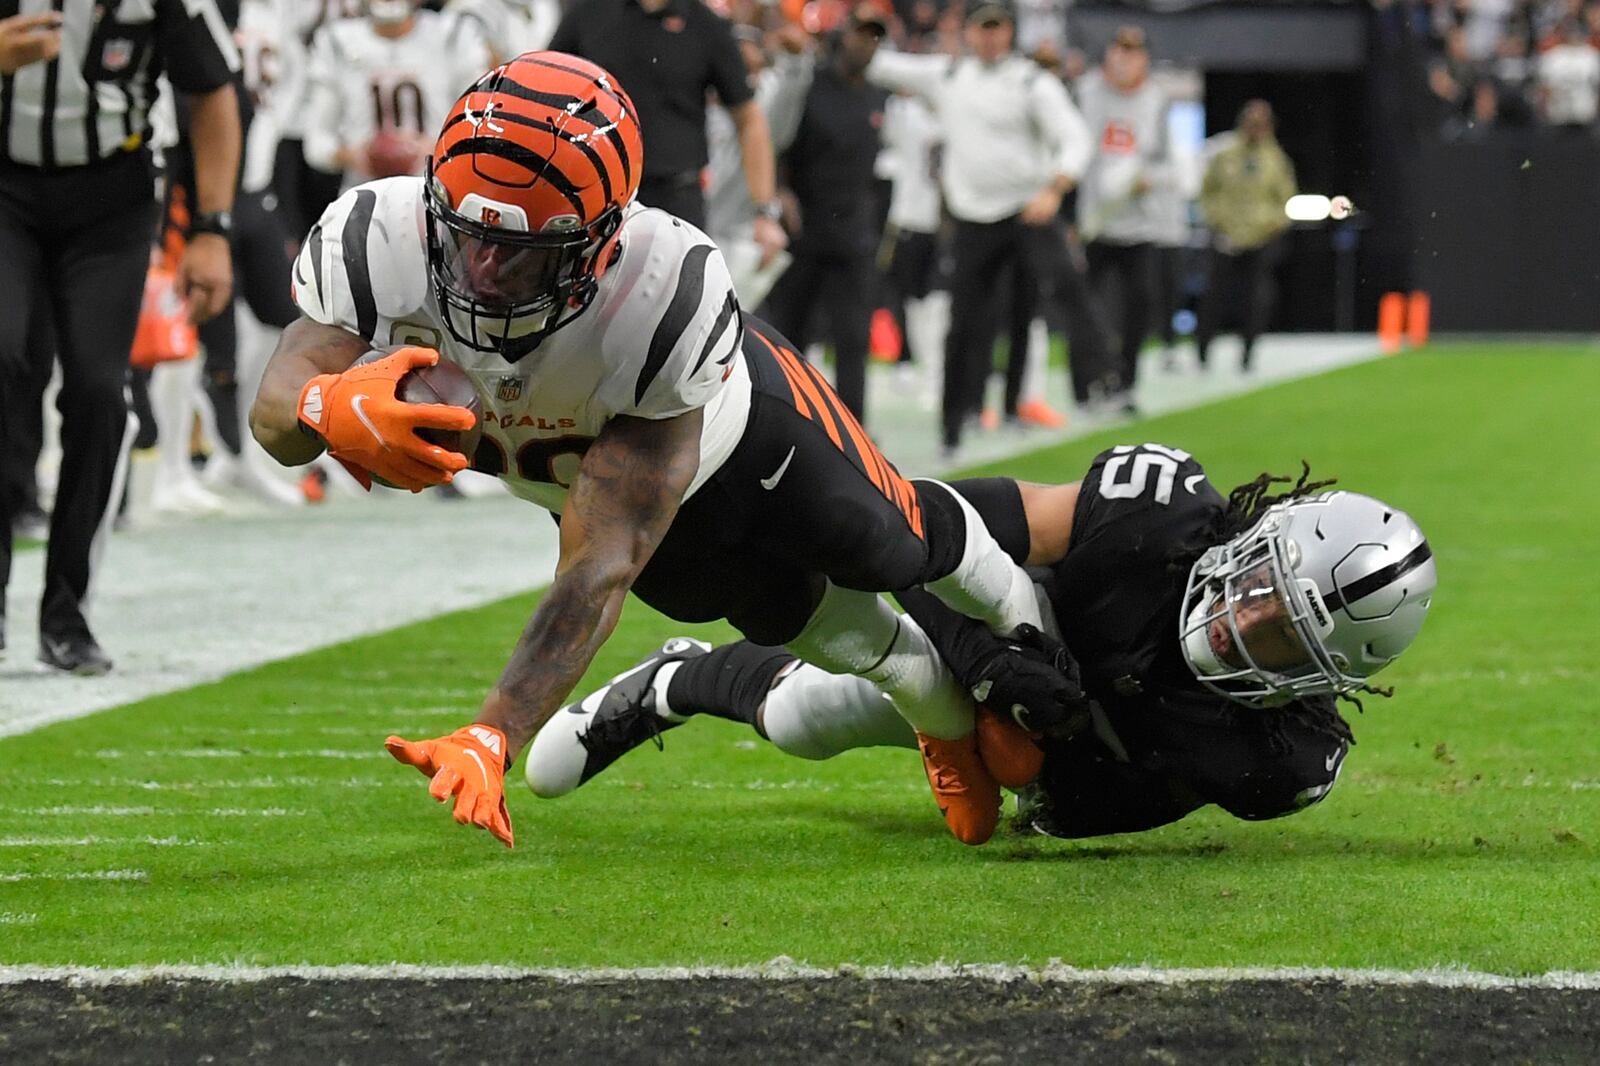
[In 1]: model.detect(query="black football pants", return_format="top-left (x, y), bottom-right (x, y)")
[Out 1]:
top-left (623, 318), bottom-right (964, 647)
top-left (0, 148), bottom-right (156, 635)
top-left (1085, 240), bottom-right (1156, 394)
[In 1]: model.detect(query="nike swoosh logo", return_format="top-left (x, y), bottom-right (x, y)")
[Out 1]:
top-left (1184, 474), bottom-right (1205, 495)
top-left (463, 748), bottom-right (491, 791)
top-left (761, 446), bottom-right (796, 491)
top-left (350, 395), bottom-right (388, 449)
top-left (1325, 751), bottom-right (1341, 772)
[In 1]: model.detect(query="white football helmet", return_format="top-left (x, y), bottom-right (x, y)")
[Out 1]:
top-left (1179, 491), bottom-right (1435, 707)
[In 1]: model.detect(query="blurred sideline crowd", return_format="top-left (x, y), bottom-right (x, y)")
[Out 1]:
top-left (5, 0), bottom-right (1319, 672)
top-left (1415, 0), bottom-right (1600, 132)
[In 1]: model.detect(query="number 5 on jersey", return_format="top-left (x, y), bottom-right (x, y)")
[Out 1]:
top-left (1099, 444), bottom-right (1193, 506)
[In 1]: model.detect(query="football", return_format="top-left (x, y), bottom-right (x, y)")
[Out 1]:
top-left (352, 348), bottom-right (484, 464)
top-left (398, 357), bottom-right (484, 462)
top-left (364, 130), bottom-right (423, 178)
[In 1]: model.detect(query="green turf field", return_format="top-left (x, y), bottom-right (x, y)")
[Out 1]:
top-left (3, 344), bottom-right (1596, 973)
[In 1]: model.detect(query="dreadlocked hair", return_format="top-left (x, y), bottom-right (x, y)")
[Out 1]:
top-left (1167, 462), bottom-right (1337, 576)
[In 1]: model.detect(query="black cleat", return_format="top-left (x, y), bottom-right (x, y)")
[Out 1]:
top-left (523, 638), bottom-right (711, 797)
top-left (39, 628), bottom-right (113, 676)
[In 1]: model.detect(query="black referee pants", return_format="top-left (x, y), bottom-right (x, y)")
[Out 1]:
top-left (1085, 239), bottom-right (1156, 395)
top-left (758, 248), bottom-right (874, 421)
top-left (0, 148), bottom-right (156, 637)
top-left (943, 215), bottom-right (1113, 449)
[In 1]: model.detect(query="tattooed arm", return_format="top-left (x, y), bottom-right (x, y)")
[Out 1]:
top-left (476, 409), bottom-right (704, 761)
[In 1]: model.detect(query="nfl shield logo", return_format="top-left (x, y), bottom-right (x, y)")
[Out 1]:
top-left (495, 376), bottom-right (524, 403)
top-left (102, 38), bottom-right (133, 73)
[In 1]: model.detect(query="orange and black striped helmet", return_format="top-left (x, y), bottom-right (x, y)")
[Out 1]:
top-left (424, 51), bottom-right (644, 360)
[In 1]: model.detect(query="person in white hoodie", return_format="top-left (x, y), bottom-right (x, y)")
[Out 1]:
top-left (1075, 25), bottom-right (1169, 412)
top-left (866, 0), bottom-right (1095, 457)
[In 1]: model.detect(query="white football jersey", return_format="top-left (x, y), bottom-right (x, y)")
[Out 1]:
top-left (237, 0), bottom-right (304, 192)
top-left (301, 11), bottom-right (493, 184)
top-left (278, 0), bottom-right (363, 139)
top-left (445, 0), bottom-right (559, 65)
top-left (291, 178), bottom-right (752, 513)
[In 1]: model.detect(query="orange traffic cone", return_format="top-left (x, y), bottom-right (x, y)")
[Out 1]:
top-left (1406, 291), bottom-right (1431, 348)
top-left (1377, 292), bottom-right (1405, 354)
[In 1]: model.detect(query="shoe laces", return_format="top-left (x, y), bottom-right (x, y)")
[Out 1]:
top-left (578, 692), bottom-right (668, 755)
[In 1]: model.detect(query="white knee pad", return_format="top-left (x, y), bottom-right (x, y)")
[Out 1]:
top-left (916, 479), bottom-right (1042, 636)
top-left (760, 663), bottom-right (916, 761)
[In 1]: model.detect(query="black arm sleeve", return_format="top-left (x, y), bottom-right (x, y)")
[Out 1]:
top-left (156, 0), bottom-right (239, 94)
top-left (547, 7), bottom-right (582, 55)
top-left (704, 10), bottom-right (755, 109)
top-left (895, 584), bottom-right (1013, 692)
top-left (948, 477), bottom-right (1030, 564)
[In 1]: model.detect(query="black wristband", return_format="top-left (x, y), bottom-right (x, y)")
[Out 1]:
top-left (191, 210), bottom-right (234, 238)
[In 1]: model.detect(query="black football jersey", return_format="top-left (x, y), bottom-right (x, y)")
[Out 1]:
top-left (1041, 443), bottom-right (1225, 702)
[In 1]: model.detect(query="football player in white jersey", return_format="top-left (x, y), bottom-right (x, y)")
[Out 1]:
top-left (300, 0), bottom-right (492, 187)
top-left (444, 0), bottom-right (560, 66)
top-left (250, 53), bottom-right (1048, 848)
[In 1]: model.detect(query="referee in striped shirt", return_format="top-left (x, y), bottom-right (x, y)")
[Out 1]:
top-left (0, 0), bottom-right (240, 674)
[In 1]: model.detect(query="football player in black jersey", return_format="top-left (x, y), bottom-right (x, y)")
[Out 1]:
top-left (523, 443), bottom-right (1437, 844)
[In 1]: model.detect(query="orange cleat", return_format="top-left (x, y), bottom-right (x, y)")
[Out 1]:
top-left (917, 731), bottom-right (1001, 845)
top-left (975, 708), bottom-right (1045, 789)
top-left (1015, 398), bottom-right (1066, 429)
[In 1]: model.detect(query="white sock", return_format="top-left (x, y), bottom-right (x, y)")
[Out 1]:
top-left (918, 479), bottom-right (1042, 636)
top-left (651, 660), bottom-right (687, 723)
top-left (760, 662), bottom-right (916, 760)
top-left (904, 292), bottom-right (949, 389)
top-left (1020, 317), bottom-right (1050, 402)
top-left (861, 615), bottom-right (974, 740)
top-left (784, 584), bottom-right (975, 739)
top-left (150, 358), bottom-right (201, 489)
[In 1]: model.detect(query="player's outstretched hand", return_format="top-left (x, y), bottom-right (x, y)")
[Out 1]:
top-left (969, 623), bottom-right (1092, 738)
top-left (384, 725), bottom-right (515, 848)
top-left (297, 347), bottom-right (473, 492)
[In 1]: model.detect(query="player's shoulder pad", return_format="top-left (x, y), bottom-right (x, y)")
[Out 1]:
top-left (594, 207), bottom-right (742, 419)
top-left (291, 177), bottom-right (430, 343)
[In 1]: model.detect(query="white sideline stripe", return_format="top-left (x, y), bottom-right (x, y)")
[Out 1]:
top-left (0, 870), bottom-right (147, 882)
top-left (92, 749), bottom-right (378, 760)
top-left (0, 836), bottom-right (210, 847)
top-left (5, 806), bottom-right (305, 817)
top-left (0, 962), bottom-right (1597, 990)
top-left (39, 777), bottom-right (406, 791)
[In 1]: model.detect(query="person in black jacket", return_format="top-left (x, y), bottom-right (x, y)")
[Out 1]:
top-left (758, 5), bottom-right (888, 421)
top-left (525, 444), bottom-right (1437, 845)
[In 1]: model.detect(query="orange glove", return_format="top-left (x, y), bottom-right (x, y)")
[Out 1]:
top-left (384, 724), bottom-right (515, 848)
top-left (297, 347), bottom-right (473, 492)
